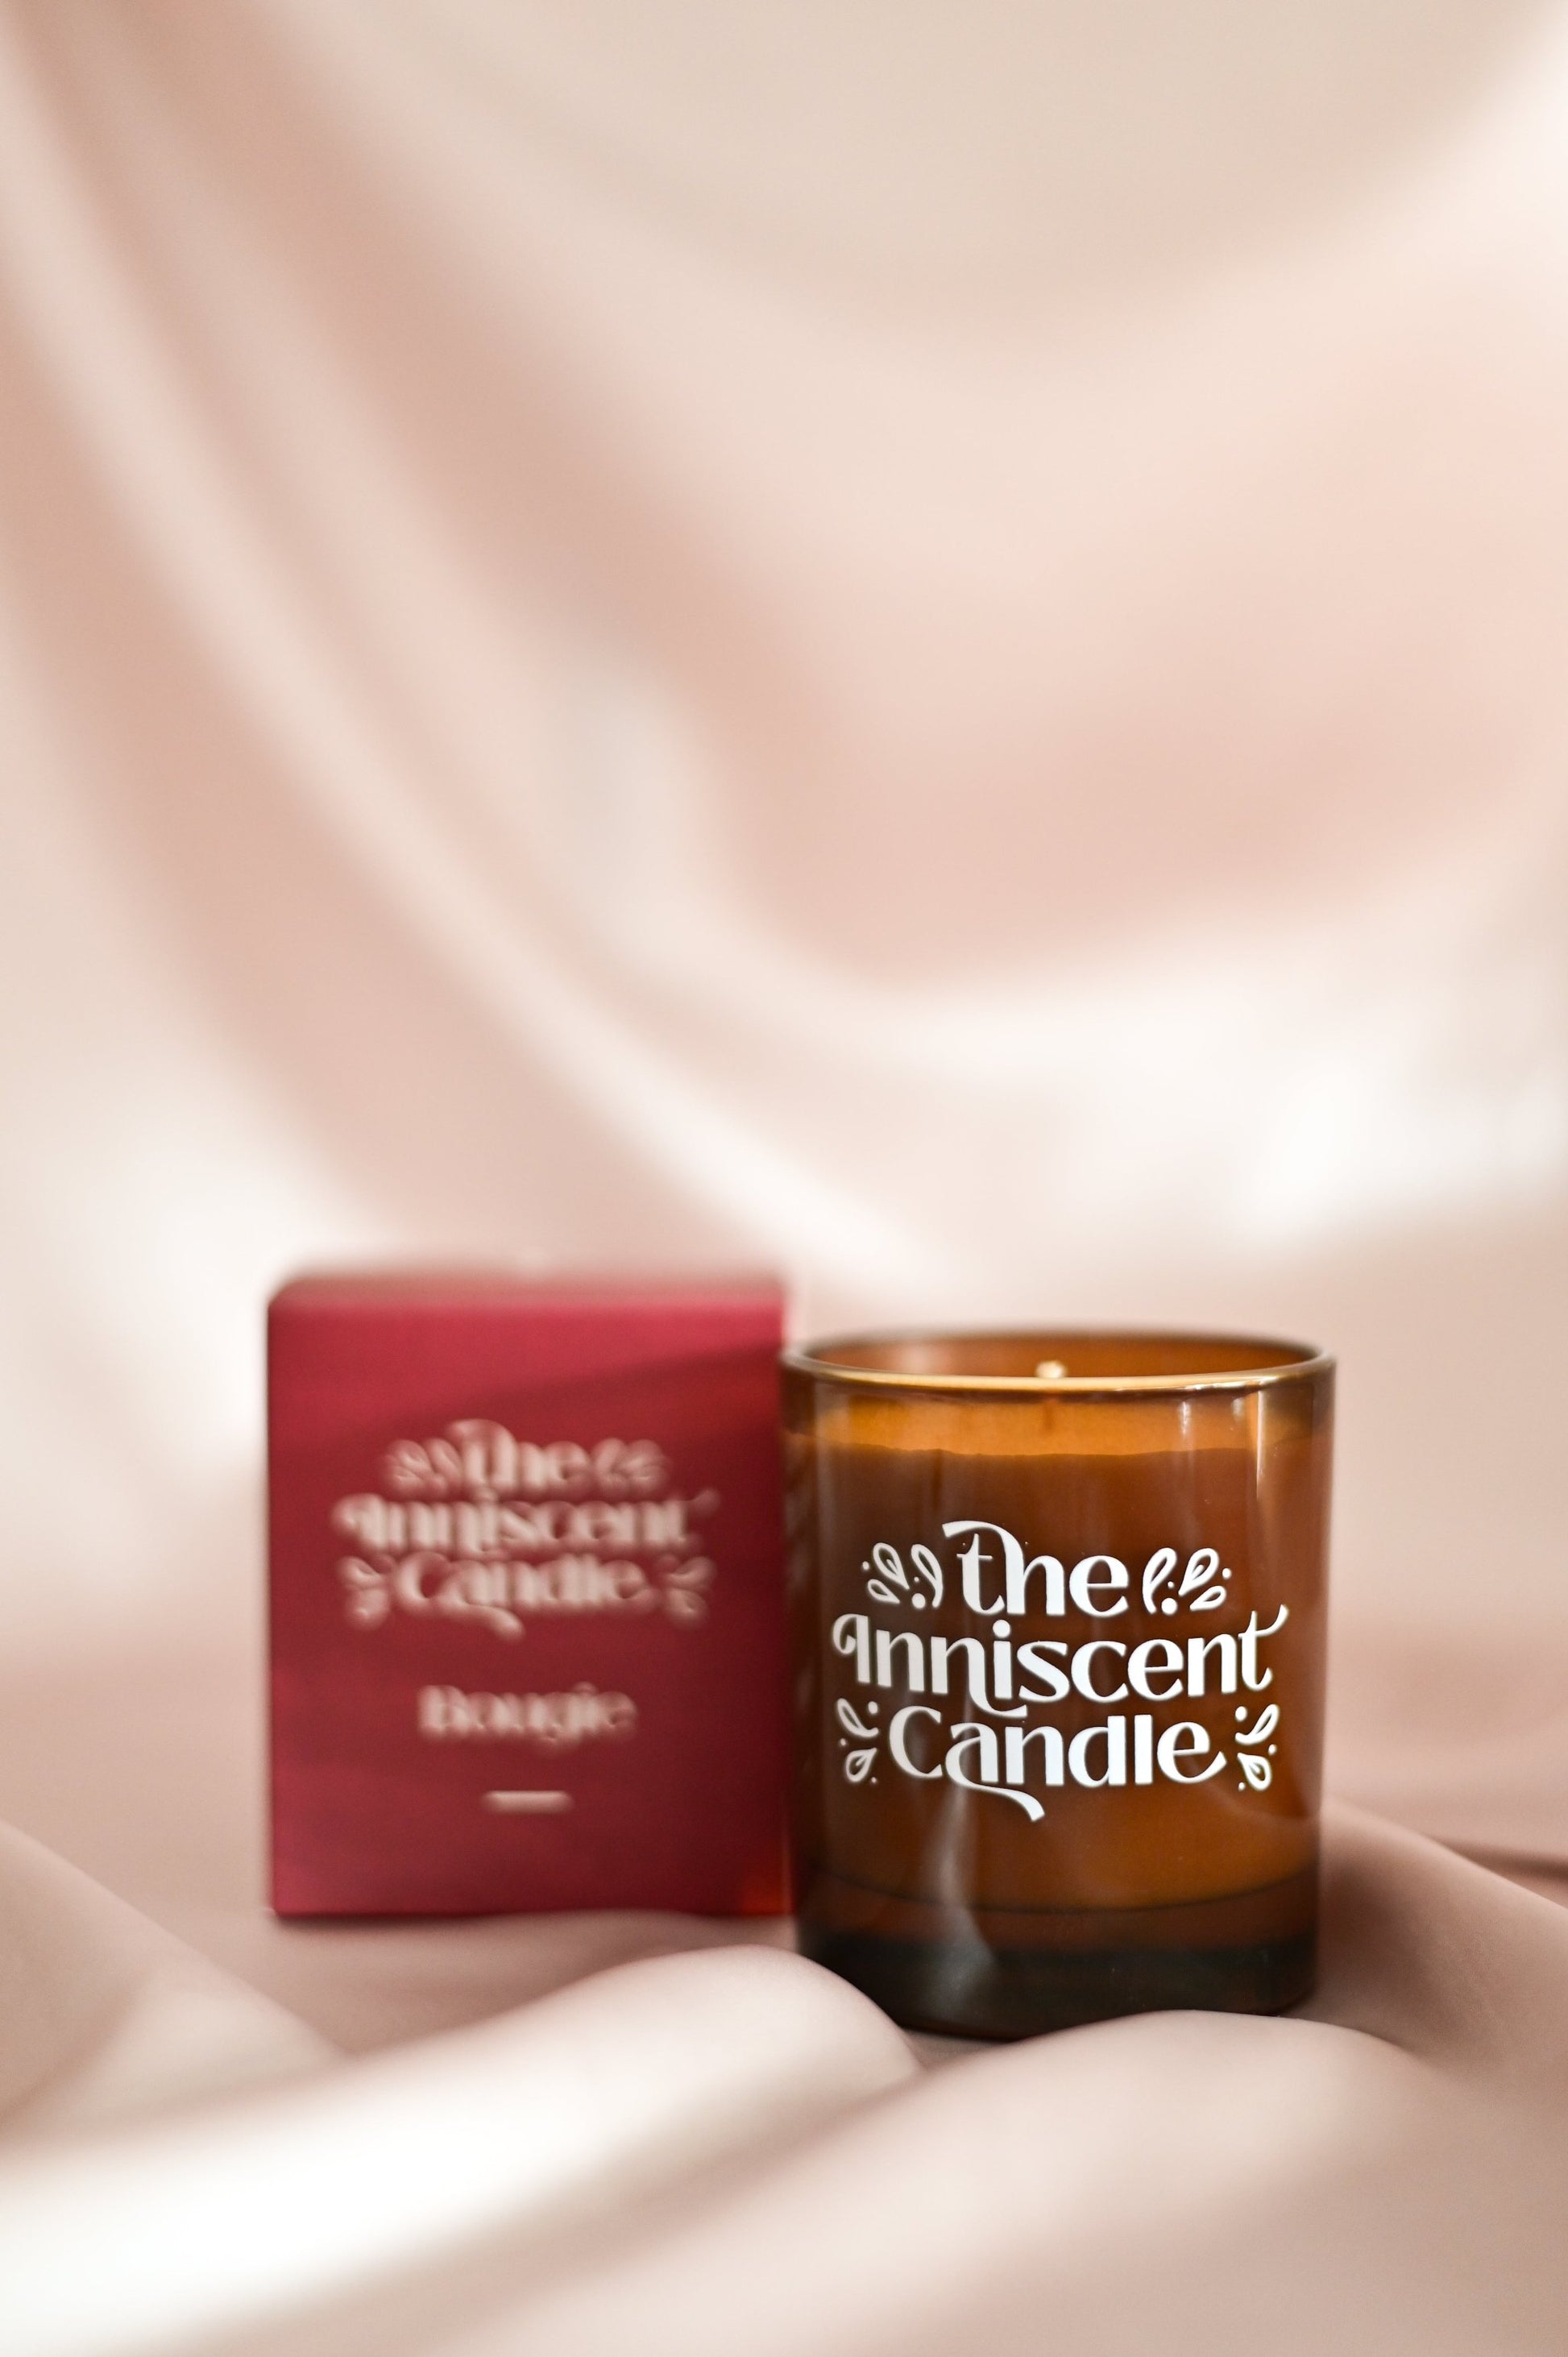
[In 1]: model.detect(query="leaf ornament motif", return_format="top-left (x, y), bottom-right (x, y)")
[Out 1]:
top-left (909, 1543), bottom-right (944, 1609)
top-left (836, 1697), bottom-right (881, 1786)
top-left (1188, 1586), bottom-right (1228, 1612)
top-left (1142, 1547), bottom-right (1178, 1613)
top-left (661, 1554), bottom-right (716, 1623)
top-left (865, 1541), bottom-right (909, 1606)
top-left (836, 1699), bottom-right (879, 1741)
top-left (1179, 1548), bottom-right (1221, 1597)
top-left (1236, 1703), bottom-right (1278, 1791)
top-left (1235, 1704), bottom-right (1280, 1748)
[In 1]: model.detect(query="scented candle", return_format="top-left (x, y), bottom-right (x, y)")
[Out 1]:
top-left (784, 1330), bottom-right (1332, 2038)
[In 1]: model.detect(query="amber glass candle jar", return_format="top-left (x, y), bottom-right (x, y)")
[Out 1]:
top-left (784, 1330), bottom-right (1333, 2040)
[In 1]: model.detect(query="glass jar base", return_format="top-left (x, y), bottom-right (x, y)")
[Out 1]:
top-left (797, 1866), bottom-right (1318, 2039)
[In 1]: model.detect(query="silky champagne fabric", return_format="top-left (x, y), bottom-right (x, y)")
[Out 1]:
top-left (1, 3), bottom-right (1566, 2350)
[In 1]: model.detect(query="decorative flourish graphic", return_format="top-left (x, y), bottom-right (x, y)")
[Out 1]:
top-left (836, 1696), bottom-right (881, 1782)
top-left (658, 1554), bottom-right (716, 1624)
top-left (863, 1542), bottom-right (944, 1611)
top-left (1234, 1701), bottom-right (1280, 1790)
top-left (1142, 1546), bottom-right (1230, 1616)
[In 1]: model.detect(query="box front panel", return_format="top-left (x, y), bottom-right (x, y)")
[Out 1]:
top-left (269, 1290), bottom-right (788, 1915)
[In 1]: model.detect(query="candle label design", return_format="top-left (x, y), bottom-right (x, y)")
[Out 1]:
top-left (330, 1419), bottom-right (721, 1640)
top-left (830, 1521), bottom-right (1288, 1821)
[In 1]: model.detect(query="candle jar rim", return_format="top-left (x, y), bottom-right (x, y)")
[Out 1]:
top-left (782, 1326), bottom-right (1333, 1396)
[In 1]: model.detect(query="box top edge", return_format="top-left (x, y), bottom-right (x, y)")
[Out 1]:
top-left (270, 1267), bottom-right (788, 1314)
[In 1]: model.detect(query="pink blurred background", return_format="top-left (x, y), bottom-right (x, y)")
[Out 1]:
top-left (1, 0), bottom-right (1566, 2015)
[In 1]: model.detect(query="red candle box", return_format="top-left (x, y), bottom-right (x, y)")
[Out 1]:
top-left (268, 1270), bottom-right (789, 1915)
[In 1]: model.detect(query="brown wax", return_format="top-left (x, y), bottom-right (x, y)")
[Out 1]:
top-left (785, 1333), bottom-right (1332, 2039)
